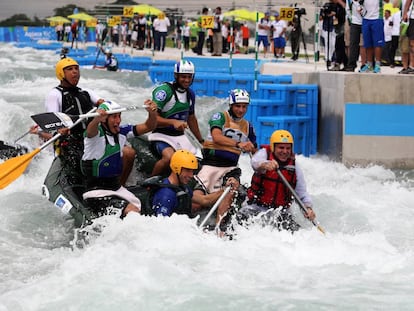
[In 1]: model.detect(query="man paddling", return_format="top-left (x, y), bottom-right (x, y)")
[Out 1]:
top-left (93, 47), bottom-right (118, 71)
top-left (148, 149), bottom-right (239, 227)
top-left (148, 59), bottom-right (204, 177)
top-left (239, 129), bottom-right (316, 232)
top-left (30, 57), bottom-right (105, 182)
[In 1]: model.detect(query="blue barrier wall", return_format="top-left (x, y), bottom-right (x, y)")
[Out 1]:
top-left (0, 27), bottom-right (96, 42)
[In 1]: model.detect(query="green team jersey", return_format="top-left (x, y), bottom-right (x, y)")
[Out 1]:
top-left (152, 82), bottom-right (195, 135)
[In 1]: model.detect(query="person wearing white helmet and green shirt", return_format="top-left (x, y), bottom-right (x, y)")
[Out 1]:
top-left (240, 129), bottom-right (316, 232)
top-left (81, 100), bottom-right (157, 218)
top-left (93, 47), bottom-right (118, 71)
top-left (148, 59), bottom-right (204, 176)
top-left (195, 89), bottom-right (257, 217)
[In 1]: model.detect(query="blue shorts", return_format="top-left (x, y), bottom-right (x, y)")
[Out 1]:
top-left (362, 18), bottom-right (384, 48)
top-left (154, 141), bottom-right (172, 154)
top-left (258, 35), bottom-right (269, 47)
top-left (273, 37), bottom-right (286, 48)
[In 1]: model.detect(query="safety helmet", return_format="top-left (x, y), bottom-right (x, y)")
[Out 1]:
top-left (170, 149), bottom-right (198, 174)
top-left (104, 48), bottom-right (112, 54)
top-left (55, 57), bottom-right (79, 81)
top-left (98, 100), bottom-right (122, 112)
top-left (229, 89), bottom-right (250, 105)
top-left (270, 129), bottom-right (294, 152)
top-left (174, 60), bottom-right (195, 75)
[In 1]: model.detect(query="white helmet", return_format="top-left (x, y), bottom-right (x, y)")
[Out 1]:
top-left (104, 48), bottom-right (112, 54)
top-left (174, 60), bottom-right (195, 74)
top-left (229, 89), bottom-right (250, 105)
top-left (98, 100), bottom-right (122, 112)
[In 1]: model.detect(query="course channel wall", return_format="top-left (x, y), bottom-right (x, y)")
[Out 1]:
top-left (294, 72), bottom-right (414, 169)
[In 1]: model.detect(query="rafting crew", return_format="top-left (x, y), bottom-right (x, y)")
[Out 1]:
top-left (9, 58), bottom-right (322, 234)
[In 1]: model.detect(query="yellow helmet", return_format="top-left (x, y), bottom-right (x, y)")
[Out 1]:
top-left (270, 129), bottom-right (294, 152)
top-left (55, 57), bottom-right (79, 81)
top-left (170, 150), bottom-right (198, 174)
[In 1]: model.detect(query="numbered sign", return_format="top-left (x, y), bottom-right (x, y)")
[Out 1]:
top-left (280, 8), bottom-right (295, 21)
top-left (201, 15), bottom-right (214, 29)
top-left (123, 6), bottom-right (134, 17)
top-left (112, 15), bottom-right (122, 24)
top-left (86, 19), bottom-right (97, 27)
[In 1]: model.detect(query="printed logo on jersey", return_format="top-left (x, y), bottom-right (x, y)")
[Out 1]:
top-left (211, 112), bottom-right (222, 121)
top-left (155, 90), bottom-right (167, 101)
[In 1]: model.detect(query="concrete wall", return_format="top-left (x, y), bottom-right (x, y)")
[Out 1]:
top-left (292, 72), bottom-right (414, 169)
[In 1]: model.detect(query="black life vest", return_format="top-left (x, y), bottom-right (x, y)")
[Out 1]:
top-left (133, 176), bottom-right (192, 216)
top-left (247, 146), bottom-right (297, 209)
top-left (56, 85), bottom-right (94, 138)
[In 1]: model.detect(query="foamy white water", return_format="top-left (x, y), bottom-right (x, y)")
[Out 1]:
top-left (0, 43), bottom-right (413, 311)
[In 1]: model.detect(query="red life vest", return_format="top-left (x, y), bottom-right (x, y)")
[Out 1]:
top-left (247, 145), bottom-right (297, 209)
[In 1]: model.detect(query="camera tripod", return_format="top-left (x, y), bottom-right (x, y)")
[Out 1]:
top-left (292, 15), bottom-right (309, 63)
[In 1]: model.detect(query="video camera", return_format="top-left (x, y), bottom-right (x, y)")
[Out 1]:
top-left (321, 2), bottom-right (336, 16)
top-left (294, 7), bottom-right (307, 17)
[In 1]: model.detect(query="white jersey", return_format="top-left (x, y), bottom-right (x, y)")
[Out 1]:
top-left (363, 0), bottom-right (382, 20)
top-left (258, 18), bottom-right (271, 36)
top-left (271, 20), bottom-right (287, 38)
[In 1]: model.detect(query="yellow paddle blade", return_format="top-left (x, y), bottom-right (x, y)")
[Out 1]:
top-left (317, 224), bottom-right (326, 235)
top-left (0, 148), bottom-right (40, 189)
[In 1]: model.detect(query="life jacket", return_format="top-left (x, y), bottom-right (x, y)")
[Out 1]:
top-left (203, 111), bottom-right (250, 155)
top-left (56, 85), bottom-right (93, 138)
top-left (134, 176), bottom-right (192, 216)
top-left (247, 145), bottom-right (297, 209)
top-left (202, 111), bottom-right (251, 167)
top-left (53, 86), bottom-right (94, 174)
top-left (81, 127), bottom-right (123, 191)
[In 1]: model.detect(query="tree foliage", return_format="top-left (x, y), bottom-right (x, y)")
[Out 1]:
top-left (0, 14), bottom-right (43, 26)
top-left (53, 4), bottom-right (89, 18)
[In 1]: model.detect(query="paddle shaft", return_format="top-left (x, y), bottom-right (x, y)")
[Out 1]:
top-left (32, 105), bottom-right (144, 124)
top-left (199, 186), bottom-right (231, 229)
top-left (93, 46), bottom-right (101, 67)
top-left (14, 129), bottom-right (32, 144)
top-left (184, 128), bottom-right (203, 150)
top-left (276, 168), bottom-right (325, 234)
top-left (76, 105), bottom-right (144, 119)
